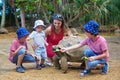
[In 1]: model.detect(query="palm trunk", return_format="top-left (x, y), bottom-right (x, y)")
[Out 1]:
top-left (14, 8), bottom-right (20, 28)
top-left (20, 3), bottom-right (25, 27)
top-left (0, 0), bottom-right (6, 28)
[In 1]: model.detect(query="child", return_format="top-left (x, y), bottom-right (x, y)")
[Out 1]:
top-left (8, 27), bottom-right (36, 73)
top-left (27, 20), bottom-right (47, 69)
top-left (61, 20), bottom-right (109, 76)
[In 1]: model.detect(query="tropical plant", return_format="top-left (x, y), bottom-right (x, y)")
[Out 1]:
top-left (1, 0), bottom-right (120, 31)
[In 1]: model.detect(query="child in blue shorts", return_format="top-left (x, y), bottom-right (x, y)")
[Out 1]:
top-left (27, 20), bottom-right (47, 70)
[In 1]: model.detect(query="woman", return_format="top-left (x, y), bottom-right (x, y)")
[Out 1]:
top-left (45, 13), bottom-right (71, 65)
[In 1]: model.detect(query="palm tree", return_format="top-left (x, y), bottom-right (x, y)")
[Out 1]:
top-left (0, 0), bottom-right (8, 34)
top-left (8, 0), bottom-right (20, 28)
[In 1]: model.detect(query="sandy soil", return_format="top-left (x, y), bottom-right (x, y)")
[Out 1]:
top-left (0, 32), bottom-right (120, 80)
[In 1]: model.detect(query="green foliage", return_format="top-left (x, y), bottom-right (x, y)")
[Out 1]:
top-left (105, 0), bottom-right (120, 24)
top-left (15, 0), bottom-right (36, 11)
top-left (74, 0), bottom-right (86, 8)
top-left (13, 0), bottom-right (120, 27)
top-left (43, 2), bottom-right (53, 12)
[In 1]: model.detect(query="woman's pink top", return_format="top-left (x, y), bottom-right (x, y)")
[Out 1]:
top-left (46, 26), bottom-right (64, 58)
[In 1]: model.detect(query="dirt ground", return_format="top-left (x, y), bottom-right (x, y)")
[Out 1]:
top-left (0, 32), bottom-right (120, 80)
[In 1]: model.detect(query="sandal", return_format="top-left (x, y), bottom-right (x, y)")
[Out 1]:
top-left (40, 64), bottom-right (46, 68)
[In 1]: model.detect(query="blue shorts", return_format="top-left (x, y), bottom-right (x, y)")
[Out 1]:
top-left (35, 47), bottom-right (47, 60)
top-left (13, 48), bottom-right (35, 64)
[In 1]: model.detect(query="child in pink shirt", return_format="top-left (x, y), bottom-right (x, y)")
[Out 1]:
top-left (9, 27), bottom-right (36, 73)
top-left (61, 20), bottom-right (109, 76)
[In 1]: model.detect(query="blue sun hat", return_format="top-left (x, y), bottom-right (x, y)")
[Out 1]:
top-left (16, 27), bottom-right (30, 40)
top-left (84, 20), bottom-right (99, 35)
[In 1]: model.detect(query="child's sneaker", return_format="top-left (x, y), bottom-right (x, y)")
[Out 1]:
top-left (21, 64), bottom-right (25, 70)
top-left (101, 62), bottom-right (108, 75)
top-left (80, 69), bottom-right (91, 76)
top-left (36, 64), bottom-right (41, 70)
top-left (101, 72), bottom-right (107, 75)
top-left (16, 66), bottom-right (25, 73)
top-left (40, 64), bottom-right (46, 68)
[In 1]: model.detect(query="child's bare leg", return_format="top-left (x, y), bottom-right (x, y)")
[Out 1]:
top-left (36, 59), bottom-right (41, 70)
top-left (15, 48), bottom-right (26, 73)
top-left (40, 59), bottom-right (46, 68)
top-left (85, 61), bottom-right (89, 69)
top-left (41, 59), bottom-right (45, 64)
top-left (36, 59), bottom-right (39, 65)
top-left (80, 61), bottom-right (90, 76)
top-left (17, 54), bottom-right (25, 67)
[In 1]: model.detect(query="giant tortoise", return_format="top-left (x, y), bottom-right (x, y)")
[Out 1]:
top-left (52, 36), bottom-right (86, 73)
